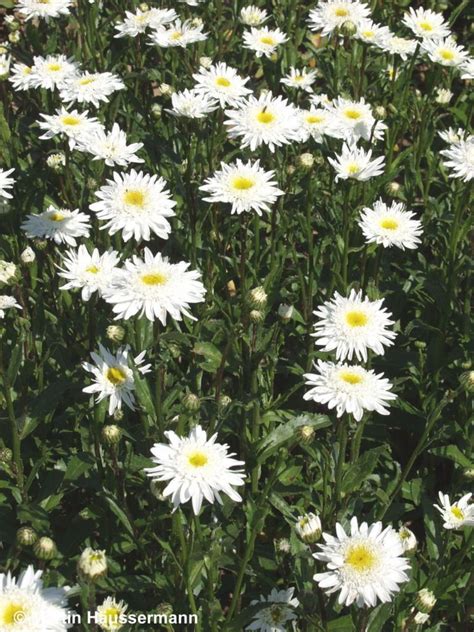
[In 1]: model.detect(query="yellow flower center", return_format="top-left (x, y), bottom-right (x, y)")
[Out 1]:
top-left (345, 310), bottom-right (368, 327)
top-left (347, 163), bottom-right (360, 175)
top-left (215, 76), bottom-right (231, 87)
top-left (61, 115), bottom-right (80, 126)
top-left (451, 506), bottom-right (464, 520)
top-left (232, 176), bottom-right (255, 190)
top-left (419, 21), bottom-right (433, 31)
top-left (103, 607), bottom-right (121, 623)
top-left (344, 108), bottom-right (362, 120)
top-left (141, 272), bottom-right (167, 286)
top-left (335, 8), bottom-right (349, 17)
top-left (362, 30), bottom-right (374, 39)
top-left (188, 451), bottom-right (208, 467)
top-left (23, 67), bottom-right (32, 75)
top-left (1, 602), bottom-right (27, 626)
top-left (256, 110), bottom-right (275, 124)
top-left (260, 36), bottom-right (275, 45)
top-left (439, 48), bottom-right (454, 61)
top-left (49, 211), bottom-right (65, 222)
top-left (47, 63), bottom-right (62, 72)
top-left (339, 371), bottom-right (363, 385)
top-left (380, 218), bottom-right (398, 230)
top-left (86, 265), bottom-right (100, 274)
top-left (106, 366), bottom-right (127, 385)
top-left (269, 605), bottom-right (284, 623)
top-left (79, 77), bottom-right (96, 85)
top-left (345, 544), bottom-right (376, 571)
top-left (306, 114), bottom-right (324, 124)
top-left (123, 189), bottom-right (145, 207)
top-left (170, 31), bottom-right (183, 40)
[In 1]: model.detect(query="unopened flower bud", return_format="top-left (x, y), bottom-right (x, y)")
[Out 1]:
top-left (17, 526), bottom-right (38, 547)
top-left (157, 83), bottom-right (173, 97)
top-left (298, 424), bottom-right (315, 444)
top-left (295, 513), bottom-right (322, 544)
top-left (398, 526), bottom-right (417, 555)
top-left (341, 20), bottom-right (357, 36)
top-left (414, 340), bottom-right (426, 350)
top-left (298, 153), bottom-right (314, 168)
top-left (20, 247), bottom-right (36, 265)
top-left (227, 280), bottom-right (237, 297)
top-left (286, 164), bottom-right (296, 175)
top-left (0, 261), bottom-right (19, 286)
top-left (275, 538), bottom-right (291, 554)
top-left (386, 181), bottom-right (401, 196)
top-left (183, 393), bottom-right (201, 412)
top-left (460, 370), bottom-right (474, 393)
top-left (113, 409), bottom-right (124, 421)
top-left (249, 309), bottom-right (264, 324)
top-left (5, 16), bottom-right (20, 32)
top-left (278, 304), bottom-right (293, 322)
top-left (0, 448), bottom-right (13, 464)
top-left (34, 536), bottom-right (57, 560)
top-left (435, 88), bottom-right (452, 105)
top-left (138, 2), bottom-right (149, 10)
top-left (191, 18), bottom-right (203, 28)
top-left (199, 56), bottom-right (213, 69)
top-left (106, 325), bottom-right (125, 343)
top-left (8, 31), bottom-right (20, 44)
top-left (78, 548), bottom-right (108, 581)
top-left (102, 424), bottom-right (122, 446)
top-left (413, 611), bottom-right (430, 625)
top-left (374, 105), bottom-right (386, 119)
top-left (219, 394), bottom-right (232, 409)
top-left (156, 603), bottom-right (173, 616)
top-left (461, 360), bottom-right (472, 369)
top-left (463, 467), bottom-right (474, 480)
top-left (248, 286), bottom-right (267, 308)
top-left (151, 103), bottom-right (162, 119)
top-left (33, 239), bottom-right (48, 251)
top-left (46, 152), bottom-right (65, 172)
top-left (415, 589), bottom-right (436, 614)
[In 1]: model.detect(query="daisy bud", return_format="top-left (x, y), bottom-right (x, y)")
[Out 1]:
top-left (101, 424), bottom-right (122, 446)
top-left (298, 424), bottom-right (315, 444)
top-left (183, 393), bottom-right (201, 412)
top-left (157, 83), bottom-right (173, 97)
top-left (341, 21), bottom-right (357, 36)
top-left (287, 164), bottom-right (296, 175)
top-left (138, 2), bottom-right (149, 10)
top-left (199, 56), bottom-right (213, 69)
top-left (461, 360), bottom-right (472, 369)
top-left (463, 467), bottom-right (474, 480)
top-left (413, 611), bottom-right (430, 625)
top-left (8, 31), bottom-right (20, 44)
top-left (374, 105), bottom-right (386, 119)
top-left (227, 280), bottom-right (237, 297)
top-left (191, 18), bottom-right (203, 28)
top-left (219, 394), bottom-right (232, 409)
top-left (33, 238), bottom-right (48, 251)
top-left (298, 153), bottom-right (315, 169)
top-left (0, 447), bottom-right (12, 464)
top-left (46, 152), bottom-right (66, 172)
top-left (415, 589), bottom-right (437, 614)
top-left (435, 88), bottom-right (453, 105)
top-left (113, 409), bottom-right (124, 422)
top-left (34, 536), bottom-right (57, 560)
top-left (278, 303), bottom-right (293, 322)
top-left (386, 181), bottom-right (402, 195)
top-left (295, 512), bottom-right (322, 544)
top-left (248, 286), bottom-right (267, 308)
top-left (0, 261), bottom-right (19, 286)
top-left (398, 526), bottom-right (417, 555)
top-left (106, 325), bottom-right (125, 343)
top-left (151, 103), bottom-right (162, 119)
top-left (460, 370), bottom-right (474, 393)
top-left (78, 547), bottom-right (108, 581)
top-left (249, 309), bottom-right (265, 324)
top-left (275, 538), bottom-right (291, 554)
top-left (20, 247), bottom-right (36, 265)
top-left (414, 340), bottom-right (427, 350)
top-left (156, 603), bottom-right (173, 617)
top-left (16, 526), bottom-right (38, 547)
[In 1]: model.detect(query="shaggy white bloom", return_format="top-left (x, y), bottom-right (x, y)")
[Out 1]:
top-left (355, 19), bottom-right (390, 46)
top-left (398, 527), bottom-right (417, 554)
top-left (58, 245), bottom-right (121, 301)
top-left (440, 137), bottom-right (474, 181)
top-left (421, 36), bottom-right (468, 68)
top-left (200, 159), bottom-right (283, 215)
top-left (240, 5), bottom-right (268, 26)
top-left (90, 170), bottom-right (176, 242)
top-left (9, 62), bottom-right (35, 91)
top-left (358, 199), bottom-right (422, 250)
top-left (30, 55), bottom-right (79, 91)
top-left (224, 92), bottom-right (300, 152)
top-left (96, 596), bottom-right (128, 632)
top-left (0, 295), bottom-right (21, 319)
top-left (193, 62), bottom-right (251, 107)
top-left (297, 107), bottom-right (332, 143)
top-left (145, 425), bottom-right (245, 514)
top-left (246, 588), bottom-right (299, 632)
top-left (83, 344), bottom-right (150, 415)
top-left (280, 67), bottom-right (318, 93)
top-left (304, 360), bottom-right (396, 421)
top-left (22, 206), bottom-right (91, 247)
top-left (16, 0), bottom-right (72, 20)
top-left (325, 97), bottom-right (386, 142)
top-left (434, 492), bottom-right (474, 529)
top-left (308, 0), bottom-right (371, 37)
top-left (0, 565), bottom-right (71, 631)
top-left (114, 8), bottom-right (177, 38)
top-left (0, 168), bottom-right (15, 199)
top-left (377, 34), bottom-right (417, 61)
top-left (103, 248), bottom-right (206, 323)
top-left (313, 517), bottom-right (410, 607)
top-left (438, 127), bottom-right (466, 144)
top-left (38, 107), bottom-right (103, 149)
top-left (77, 124), bottom-right (143, 167)
top-left (460, 58), bottom-right (474, 80)
top-left (402, 7), bottom-right (450, 41)
top-left (243, 26), bottom-right (288, 58)
top-left (77, 548), bottom-right (108, 580)
top-left (148, 19), bottom-right (208, 48)
top-left (169, 89), bottom-right (218, 118)
top-left (312, 289), bottom-right (396, 362)
top-left (328, 143), bottom-right (385, 181)
top-left (59, 72), bottom-right (125, 107)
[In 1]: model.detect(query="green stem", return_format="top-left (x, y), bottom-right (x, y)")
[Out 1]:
top-left (174, 512), bottom-right (201, 630)
top-left (334, 416), bottom-right (348, 509)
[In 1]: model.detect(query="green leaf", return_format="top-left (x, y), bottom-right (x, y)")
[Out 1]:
top-left (193, 341), bottom-right (223, 372)
top-left (257, 414), bottom-right (331, 463)
top-left (367, 603), bottom-right (392, 632)
top-left (64, 453), bottom-right (96, 482)
top-left (102, 493), bottom-right (135, 537)
top-left (327, 615), bottom-right (354, 631)
top-left (341, 447), bottom-right (386, 494)
top-left (429, 445), bottom-right (471, 468)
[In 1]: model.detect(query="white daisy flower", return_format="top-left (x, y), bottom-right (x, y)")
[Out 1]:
top-left (308, 0), bottom-right (371, 37)
top-left (240, 5), bottom-right (268, 26)
top-left (328, 143), bottom-right (385, 181)
top-left (77, 123), bottom-right (144, 167)
top-left (145, 425), bottom-right (245, 515)
top-left (402, 7), bottom-right (451, 41)
top-left (313, 516), bottom-right (410, 607)
top-left (224, 92), bottom-right (300, 152)
top-left (0, 295), bottom-right (22, 319)
top-left (114, 8), bottom-right (177, 38)
top-left (280, 67), bottom-right (318, 93)
top-left (200, 159), bottom-right (283, 216)
top-left (398, 527), bottom-right (417, 554)
top-left (377, 34), bottom-right (417, 61)
top-left (355, 19), bottom-right (390, 46)
top-left (460, 58), bottom-right (474, 80)
top-left (358, 199), bottom-right (422, 250)
top-left (303, 360), bottom-right (396, 421)
top-left (22, 206), bottom-right (91, 247)
top-left (0, 565), bottom-right (71, 631)
top-left (193, 62), bottom-right (251, 107)
top-left (59, 71), bottom-right (125, 108)
top-left (440, 137), bottom-right (474, 181)
top-left (58, 245), bottom-right (121, 301)
top-left (169, 88), bottom-right (218, 119)
top-left (30, 54), bottom-right (79, 91)
top-left (310, 92), bottom-right (332, 107)
top-left (102, 248), bottom-right (206, 323)
top-left (246, 588), bottom-right (299, 631)
top-left (438, 127), bottom-right (466, 144)
top-left (83, 344), bottom-right (151, 415)
top-left (148, 19), bottom-right (208, 48)
top-left (16, 0), bottom-right (72, 20)
top-left (434, 492), bottom-right (474, 529)
top-left (0, 168), bottom-right (15, 199)
top-left (38, 107), bottom-right (103, 150)
top-left (0, 54), bottom-right (11, 78)
top-left (242, 26), bottom-right (288, 58)
top-left (90, 169), bottom-right (176, 242)
top-left (96, 596), bottom-right (128, 632)
top-left (325, 96), bottom-right (387, 142)
top-left (312, 289), bottom-right (396, 362)
top-left (421, 36), bottom-right (468, 68)
top-left (9, 62), bottom-right (35, 91)
top-left (297, 107), bottom-right (332, 143)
